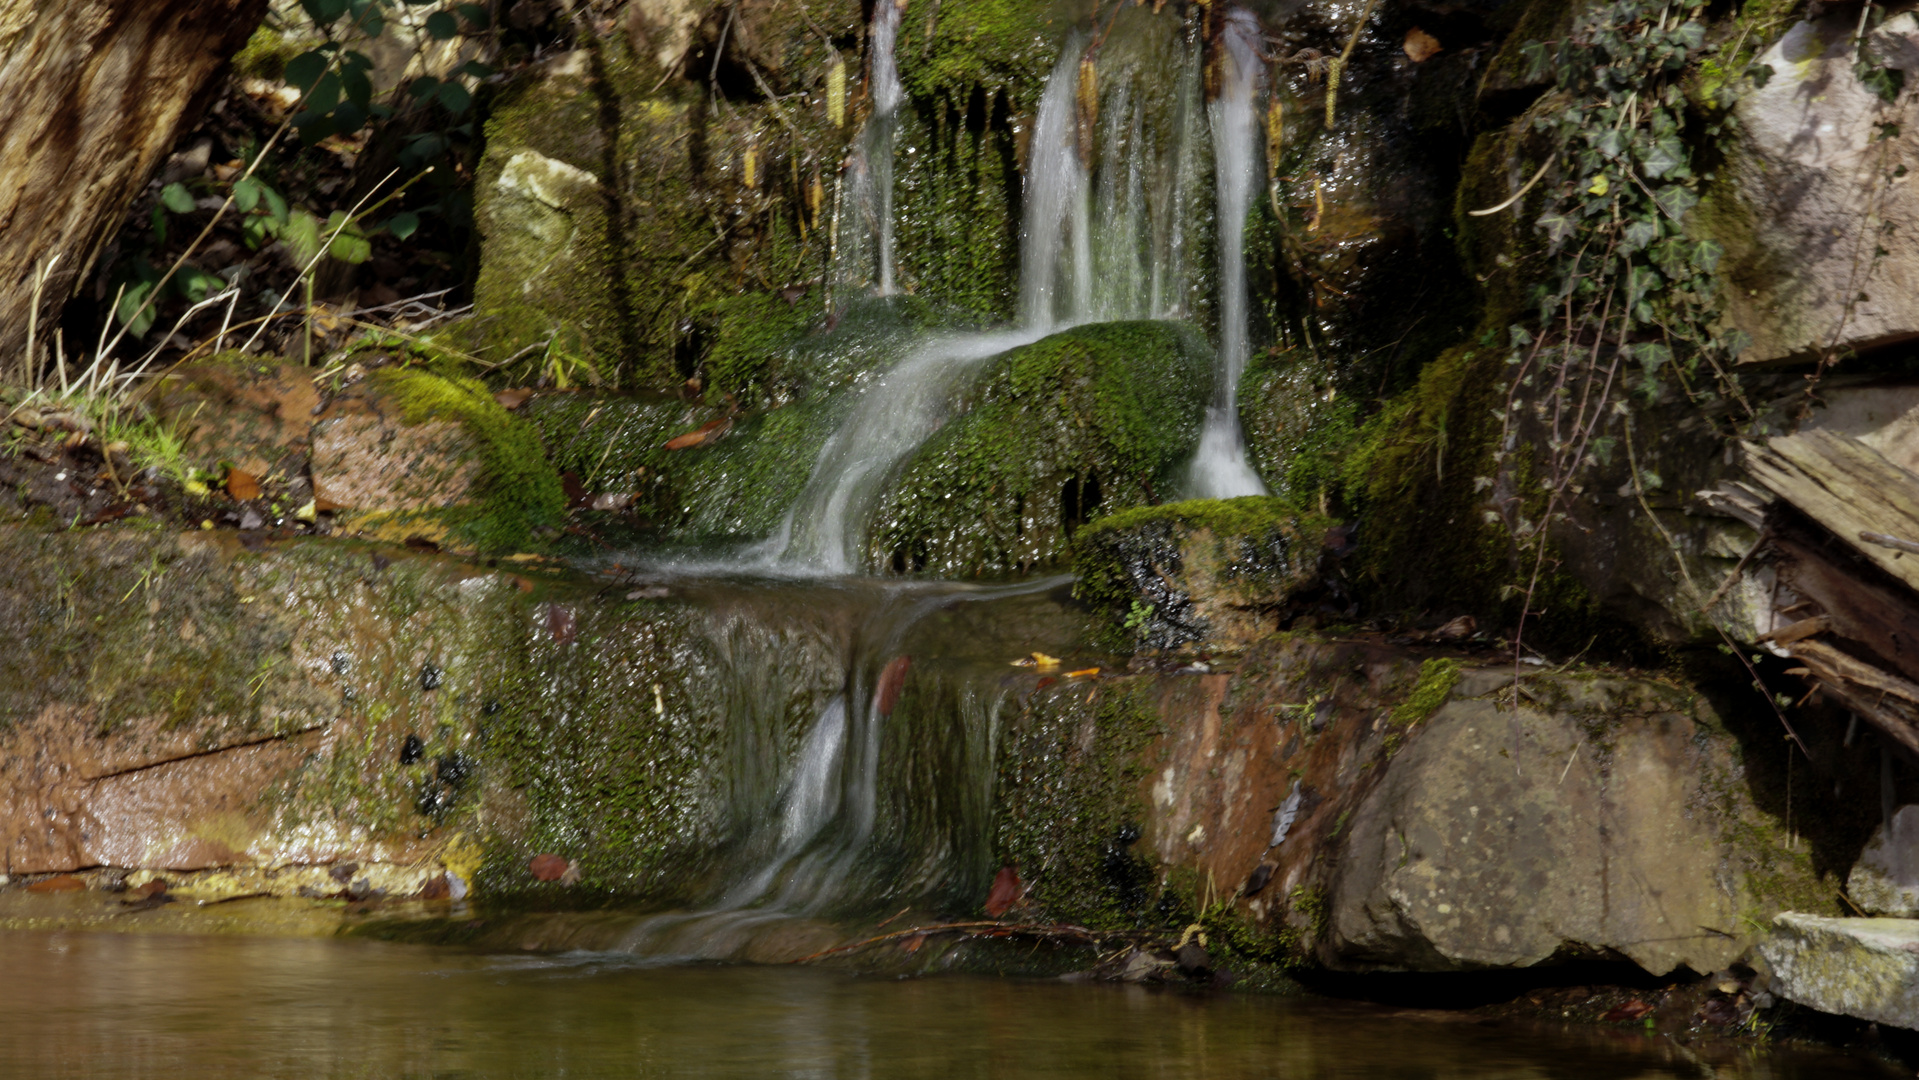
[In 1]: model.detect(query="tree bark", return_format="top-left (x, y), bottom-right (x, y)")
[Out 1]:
top-left (0, 0), bottom-right (269, 373)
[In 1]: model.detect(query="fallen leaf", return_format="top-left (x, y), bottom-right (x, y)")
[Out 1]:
top-left (1031, 652), bottom-right (1060, 671)
top-left (226, 468), bottom-right (261, 502)
top-left (1601, 999), bottom-right (1654, 1022)
top-left (529, 853), bottom-right (568, 881)
top-left (26, 874), bottom-right (85, 893)
top-left (664, 417), bottom-right (733, 451)
top-left (876, 656), bottom-right (912, 716)
top-left (900, 932), bottom-right (927, 953)
top-left (1433, 614), bottom-right (1476, 641)
top-left (985, 866), bottom-right (1023, 917)
top-left (494, 388), bottom-right (534, 410)
top-left (1066, 667), bottom-right (1099, 679)
top-left (546, 604), bottom-right (576, 644)
top-left (419, 873), bottom-right (451, 900)
top-left (1403, 27), bottom-right (1442, 62)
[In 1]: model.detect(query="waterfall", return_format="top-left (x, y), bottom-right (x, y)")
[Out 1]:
top-left (1185, 7), bottom-right (1269, 499)
top-left (614, 577), bottom-right (1061, 960)
top-left (833, 0), bottom-right (905, 299)
top-left (759, 32), bottom-right (1208, 575)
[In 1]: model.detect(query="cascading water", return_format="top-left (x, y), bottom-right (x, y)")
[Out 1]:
top-left (1185, 7), bottom-right (1270, 499)
top-left (832, 0), bottom-right (906, 299)
top-left (761, 32), bottom-right (1207, 575)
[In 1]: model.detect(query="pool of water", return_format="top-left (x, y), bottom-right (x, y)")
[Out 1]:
top-left (0, 930), bottom-right (1899, 1079)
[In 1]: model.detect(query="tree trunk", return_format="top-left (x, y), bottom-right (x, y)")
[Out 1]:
top-left (0, 0), bottom-right (269, 374)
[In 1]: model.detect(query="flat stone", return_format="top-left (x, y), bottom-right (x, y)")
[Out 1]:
top-left (1760, 913), bottom-right (1919, 1031)
top-left (1848, 805), bottom-right (1919, 917)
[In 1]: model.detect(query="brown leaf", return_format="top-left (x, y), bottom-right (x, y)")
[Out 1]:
top-left (664, 417), bottom-right (733, 451)
top-left (226, 468), bottom-right (262, 501)
top-left (1433, 615), bottom-right (1476, 640)
top-left (494, 388), bottom-right (534, 410)
top-left (529, 853), bottom-right (569, 881)
top-left (876, 655), bottom-right (912, 716)
top-left (26, 874), bottom-right (85, 893)
top-left (546, 603), bottom-right (577, 644)
top-left (1403, 27), bottom-right (1442, 62)
top-left (419, 873), bottom-right (451, 900)
top-left (984, 865), bottom-right (1022, 917)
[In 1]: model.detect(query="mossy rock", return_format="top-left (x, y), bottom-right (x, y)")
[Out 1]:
top-left (312, 368), bottom-right (565, 554)
top-left (868, 320), bottom-right (1212, 576)
top-left (1072, 495), bottom-right (1332, 652)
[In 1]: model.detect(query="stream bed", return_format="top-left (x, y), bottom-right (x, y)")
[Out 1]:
top-left (0, 930), bottom-right (1900, 1079)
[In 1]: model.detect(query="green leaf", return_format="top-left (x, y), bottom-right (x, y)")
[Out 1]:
top-left (1633, 342), bottom-right (1672, 371)
top-left (281, 208), bottom-right (325, 265)
top-left (1628, 264), bottom-right (1663, 305)
top-left (307, 70), bottom-right (343, 114)
top-left (160, 182), bottom-right (195, 214)
top-left (1640, 136), bottom-right (1685, 179)
top-left (424, 10), bottom-right (458, 39)
top-left (149, 204), bottom-right (168, 244)
top-left (1692, 238), bottom-right (1724, 273)
top-left (1652, 185), bottom-right (1699, 220)
top-left (385, 211), bottom-right (420, 240)
top-left (300, 0), bottom-right (351, 24)
top-left (455, 2), bottom-right (490, 28)
top-left (436, 80), bottom-right (472, 114)
top-left (460, 60), bottom-right (495, 79)
top-left (1622, 218), bottom-right (1657, 253)
top-left (407, 75), bottom-right (440, 100)
top-left (352, 3), bottom-right (386, 37)
top-left (285, 50), bottom-right (328, 92)
top-left (332, 100), bottom-right (368, 136)
top-left (342, 66), bottom-right (373, 107)
top-left (174, 267), bottom-right (227, 303)
top-left (116, 280), bottom-right (158, 338)
top-left (232, 176), bottom-right (262, 213)
top-left (1536, 212), bottom-right (1576, 249)
top-left (263, 184), bottom-right (289, 225)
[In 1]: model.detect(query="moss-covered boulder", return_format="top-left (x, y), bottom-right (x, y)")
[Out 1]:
top-left (311, 368), bottom-right (565, 553)
top-left (867, 321), bottom-right (1212, 576)
top-left (1072, 495), bottom-right (1331, 652)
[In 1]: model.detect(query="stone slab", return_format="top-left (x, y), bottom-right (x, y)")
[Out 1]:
top-left (1760, 913), bottom-right (1919, 1031)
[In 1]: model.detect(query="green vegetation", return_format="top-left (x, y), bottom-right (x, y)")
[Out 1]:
top-left (1389, 658), bottom-right (1463, 727)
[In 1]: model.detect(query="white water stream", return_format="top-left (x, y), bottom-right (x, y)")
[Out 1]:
top-left (1185, 7), bottom-right (1269, 499)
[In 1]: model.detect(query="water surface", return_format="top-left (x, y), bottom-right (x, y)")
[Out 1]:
top-left (0, 931), bottom-right (1897, 1079)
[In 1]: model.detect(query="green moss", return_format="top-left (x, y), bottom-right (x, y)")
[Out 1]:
top-left (1389, 657), bottom-right (1463, 727)
top-left (871, 321), bottom-right (1212, 575)
top-left (994, 677), bottom-right (1169, 928)
top-left (1080, 494), bottom-right (1312, 541)
top-left (231, 25), bottom-right (302, 81)
top-left (898, 0), bottom-right (1067, 111)
top-left (376, 368), bottom-right (566, 552)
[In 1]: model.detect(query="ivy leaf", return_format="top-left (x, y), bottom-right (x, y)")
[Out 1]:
top-left (1640, 135), bottom-right (1685, 179)
top-left (1628, 264), bottom-right (1663, 305)
top-left (1622, 218), bottom-right (1658, 253)
top-left (1537, 212), bottom-right (1576, 250)
top-left (1634, 341), bottom-right (1672, 372)
top-left (160, 182), bottom-right (195, 214)
top-left (1509, 324), bottom-right (1534, 348)
top-left (1673, 21), bottom-right (1705, 51)
top-left (1692, 238), bottom-right (1724, 273)
top-left (1652, 184), bottom-right (1699, 220)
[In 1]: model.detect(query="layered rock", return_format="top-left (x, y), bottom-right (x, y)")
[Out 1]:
top-left (1761, 914), bottom-right (1919, 1031)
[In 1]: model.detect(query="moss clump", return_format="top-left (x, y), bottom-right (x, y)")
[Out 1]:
top-left (1239, 347), bottom-right (1362, 507)
top-left (1389, 657), bottom-right (1462, 726)
top-left (871, 321), bottom-right (1212, 576)
top-left (898, 0), bottom-right (1068, 111)
top-left (377, 368), bottom-right (566, 552)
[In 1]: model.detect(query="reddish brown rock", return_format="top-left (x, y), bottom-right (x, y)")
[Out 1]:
top-left (148, 360), bottom-right (321, 478)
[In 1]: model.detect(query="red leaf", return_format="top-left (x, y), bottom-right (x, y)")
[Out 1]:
top-left (876, 656), bottom-right (911, 716)
top-left (663, 417), bottom-right (733, 451)
top-left (529, 853), bottom-right (568, 881)
top-left (985, 865), bottom-right (1022, 917)
top-left (26, 874), bottom-right (85, 893)
top-left (546, 604), bottom-right (576, 644)
top-left (1601, 999), bottom-right (1654, 1022)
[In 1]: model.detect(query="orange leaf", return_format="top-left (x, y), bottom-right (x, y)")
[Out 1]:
top-left (494, 388), bottom-right (533, 410)
top-left (876, 656), bottom-right (912, 716)
top-left (26, 874), bottom-right (85, 893)
top-left (1403, 27), bottom-right (1442, 62)
top-left (1066, 667), bottom-right (1100, 679)
top-left (226, 468), bottom-right (261, 501)
top-left (664, 417), bottom-right (733, 451)
top-left (984, 865), bottom-right (1022, 917)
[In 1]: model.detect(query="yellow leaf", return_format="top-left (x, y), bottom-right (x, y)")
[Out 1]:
top-left (743, 142), bottom-right (758, 191)
top-left (827, 56), bottom-right (847, 128)
top-left (1588, 174), bottom-right (1609, 196)
top-left (1032, 651), bottom-right (1061, 671)
top-left (1266, 96), bottom-right (1284, 181)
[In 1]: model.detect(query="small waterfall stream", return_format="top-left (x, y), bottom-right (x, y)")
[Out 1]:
top-left (1185, 7), bottom-right (1269, 499)
top-left (622, 14), bottom-right (1271, 957)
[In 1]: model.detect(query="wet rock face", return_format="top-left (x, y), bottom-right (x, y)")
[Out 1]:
top-left (149, 358), bottom-right (321, 478)
top-left (1071, 496), bottom-right (1334, 651)
top-left (311, 382), bottom-right (486, 521)
top-left (1713, 13), bottom-right (1919, 363)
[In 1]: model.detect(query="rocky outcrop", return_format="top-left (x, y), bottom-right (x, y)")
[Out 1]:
top-left (1760, 914), bottom-right (1919, 1031)
top-left (1712, 13), bottom-right (1919, 363)
top-left (996, 636), bottom-right (1838, 977)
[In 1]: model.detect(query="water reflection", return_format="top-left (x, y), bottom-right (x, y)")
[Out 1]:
top-left (0, 931), bottom-right (1898, 1078)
